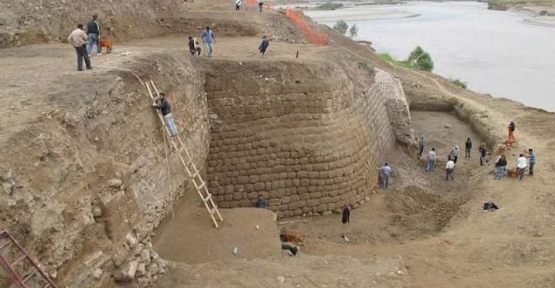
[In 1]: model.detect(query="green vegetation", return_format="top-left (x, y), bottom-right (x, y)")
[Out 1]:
top-left (450, 78), bottom-right (468, 89)
top-left (316, 2), bottom-right (344, 10)
top-left (348, 24), bottom-right (359, 38)
top-left (333, 20), bottom-right (360, 38)
top-left (407, 46), bottom-right (434, 72)
top-left (359, 62), bottom-right (375, 76)
top-left (377, 53), bottom-right (415, 70)
top-left (377, 46), bottom-right (435, 72)
top-left (333, 20), bottom-right (349, 34)
top-left (487, 0), bottom-right (509, 10)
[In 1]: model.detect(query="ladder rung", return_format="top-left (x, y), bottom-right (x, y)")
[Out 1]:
top-left (0, 240), bottom-right (11, 251)
top-left (210, 207), bottom-right (218, 215)
top-left (22, 269), bottom-right (38, 283)
top-left (42, 283), bottom-right (52, 288)
top-left (197, 182), bottom-right (205, 190)
top-left (11, 254), bottom-right (27, 267)
top-left (203, 194), bottom-right (212, 203)
top-left (191, 169), bottom-right (200, 178)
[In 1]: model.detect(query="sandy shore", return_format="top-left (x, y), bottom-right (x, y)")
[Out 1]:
top-left (304, 8), bottom-right (419, 22)
top-left (522, 16), bottom-right (555, 27)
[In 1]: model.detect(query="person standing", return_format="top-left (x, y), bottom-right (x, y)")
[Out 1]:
top-left (526, 148), bottom-right (536, 176)
top-left (341, 205), bottom-right (351, 241)
top-left (235, 0), bottom-right (242, 10)
top-left (508, 121), bottom-right (516, 143)
top-left (445, 159), bottom-right (455, 181)
top-left (201, 27), bottom-right (215, 57)
top-left (465, 138), bottom-right (472, 159)
top-left (259, 36), bottom-right (270, 57)
top-left (152, 92), bottom-right (178, 137)
top-left (494, 155), bottom-right (507, 180)
top-left (426, 148), bottom-right (436, 171)
top-left (449, 145), bottom-right (459, 164)
top-left (377, 163), bottom-right (393, 189)
top-left (417, 137), bottom-right (426, 160)
top-left (258, 0), bottom-right (264, 12)
top-left (68, 24), bottom-right (92, 71)
top-left (516, 153), bottom-right (527, 180)
top-left (478, 144), bottom-right (487, 166)
top-left (86, 15), bottom-right (102, 56)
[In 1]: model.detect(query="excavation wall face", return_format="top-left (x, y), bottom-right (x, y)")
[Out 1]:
top-left (0, 53), bottom-right (209, 287)
top-left (204, 60), bottom-right (408, 216)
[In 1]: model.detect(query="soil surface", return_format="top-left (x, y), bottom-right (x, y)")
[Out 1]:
top-left (3, 1), bottom-right (555, 287)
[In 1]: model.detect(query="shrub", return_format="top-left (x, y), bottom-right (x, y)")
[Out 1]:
top-left (349, 24), bottom-right (359, 38)
top-left (450, 78), bottom-right (467, 89)
top-left (406, 46), bottom-right (434, 72)
top-left (333, 19), bottom-right (349, 35)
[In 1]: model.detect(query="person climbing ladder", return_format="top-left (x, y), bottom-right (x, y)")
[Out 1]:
top-left (152, 92), bottom-right (178, 137)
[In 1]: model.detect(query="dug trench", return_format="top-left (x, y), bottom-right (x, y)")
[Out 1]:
top-left (3, 2), bottom-right (555, 288)
top-left (0, 41), bottom-right (533, 288)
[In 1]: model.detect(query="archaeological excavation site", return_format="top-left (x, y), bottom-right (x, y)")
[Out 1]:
top-left (2, 0), bottom-right (555, 287)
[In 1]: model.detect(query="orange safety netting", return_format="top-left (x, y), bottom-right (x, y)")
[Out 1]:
top-left (285, 8), bottom-right (329, 46)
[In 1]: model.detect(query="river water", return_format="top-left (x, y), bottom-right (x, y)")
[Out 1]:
top-left (304, 2), bottom-right (555, 112)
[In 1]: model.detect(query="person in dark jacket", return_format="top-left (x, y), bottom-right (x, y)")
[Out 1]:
top-left (465, 138), bottom-right (472, 159)
top-left (152, 93), bottom-right (178, 137)
top-left (259, 36), bottom-right (270, 56)
top-left (478, 144), bottom-right (487, 166)
top-left (86, 14), bottom-right (102, 56)
top-left (342, 205), bottom-right (350, 224)
top-left (256, 195), bottom-right (267, 208)
top-left (188, 36), bottom-right (201, 56)
top-left (341, 205), bottom-right (351, 241)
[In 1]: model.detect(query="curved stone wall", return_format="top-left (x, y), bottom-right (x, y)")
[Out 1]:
top-left (204, 59), bottom-right (410, 217)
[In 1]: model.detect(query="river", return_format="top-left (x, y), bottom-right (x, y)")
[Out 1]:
top-left (304, 2), bottom-right (555, 112)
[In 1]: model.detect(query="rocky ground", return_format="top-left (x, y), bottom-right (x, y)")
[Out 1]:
top-left (2, 0), bottom-right (555, 287)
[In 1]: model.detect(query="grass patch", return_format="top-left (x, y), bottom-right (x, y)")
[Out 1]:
top-left (377, 53), bottom-right (414, 70)
top-left (359, 62), bottom-right (375, 76)
top-left (450, 78), bottom-right (467, 89)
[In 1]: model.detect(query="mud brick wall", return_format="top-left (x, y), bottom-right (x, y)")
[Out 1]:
top-left (204, 61), bottom-right (406, 217)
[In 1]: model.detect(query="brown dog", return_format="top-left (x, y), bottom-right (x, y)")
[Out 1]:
top-left (101, 39), bottom-right (113, 53)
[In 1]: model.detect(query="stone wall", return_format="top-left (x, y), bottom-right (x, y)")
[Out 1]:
top-left (204, 60), bottom-right (406, 217)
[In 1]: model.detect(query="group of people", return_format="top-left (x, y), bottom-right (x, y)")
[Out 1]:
top-left (67, 15), bottom-right (103, 71)
top-left (188, 27), bottom-right (269, 58)
top-left (235, 0), bottom-right (265, 12)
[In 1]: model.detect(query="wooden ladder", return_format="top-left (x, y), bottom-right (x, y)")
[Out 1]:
top-left (145, 80), bottom-right (224, 228)
top-left (0, 230), bottom-right (59, 288)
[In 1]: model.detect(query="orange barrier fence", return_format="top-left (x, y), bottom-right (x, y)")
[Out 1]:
top-left (285, 8), bottom-right (329, 45)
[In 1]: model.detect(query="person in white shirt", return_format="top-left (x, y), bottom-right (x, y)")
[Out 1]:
top-left (445, 159), bottom-right (455, 181)
top-left (516, 153), bottom-right (527, 180)
top-left (426, 148), bottom-right (436, 171)
top-left (67, 24), bottom-right (91, 71)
